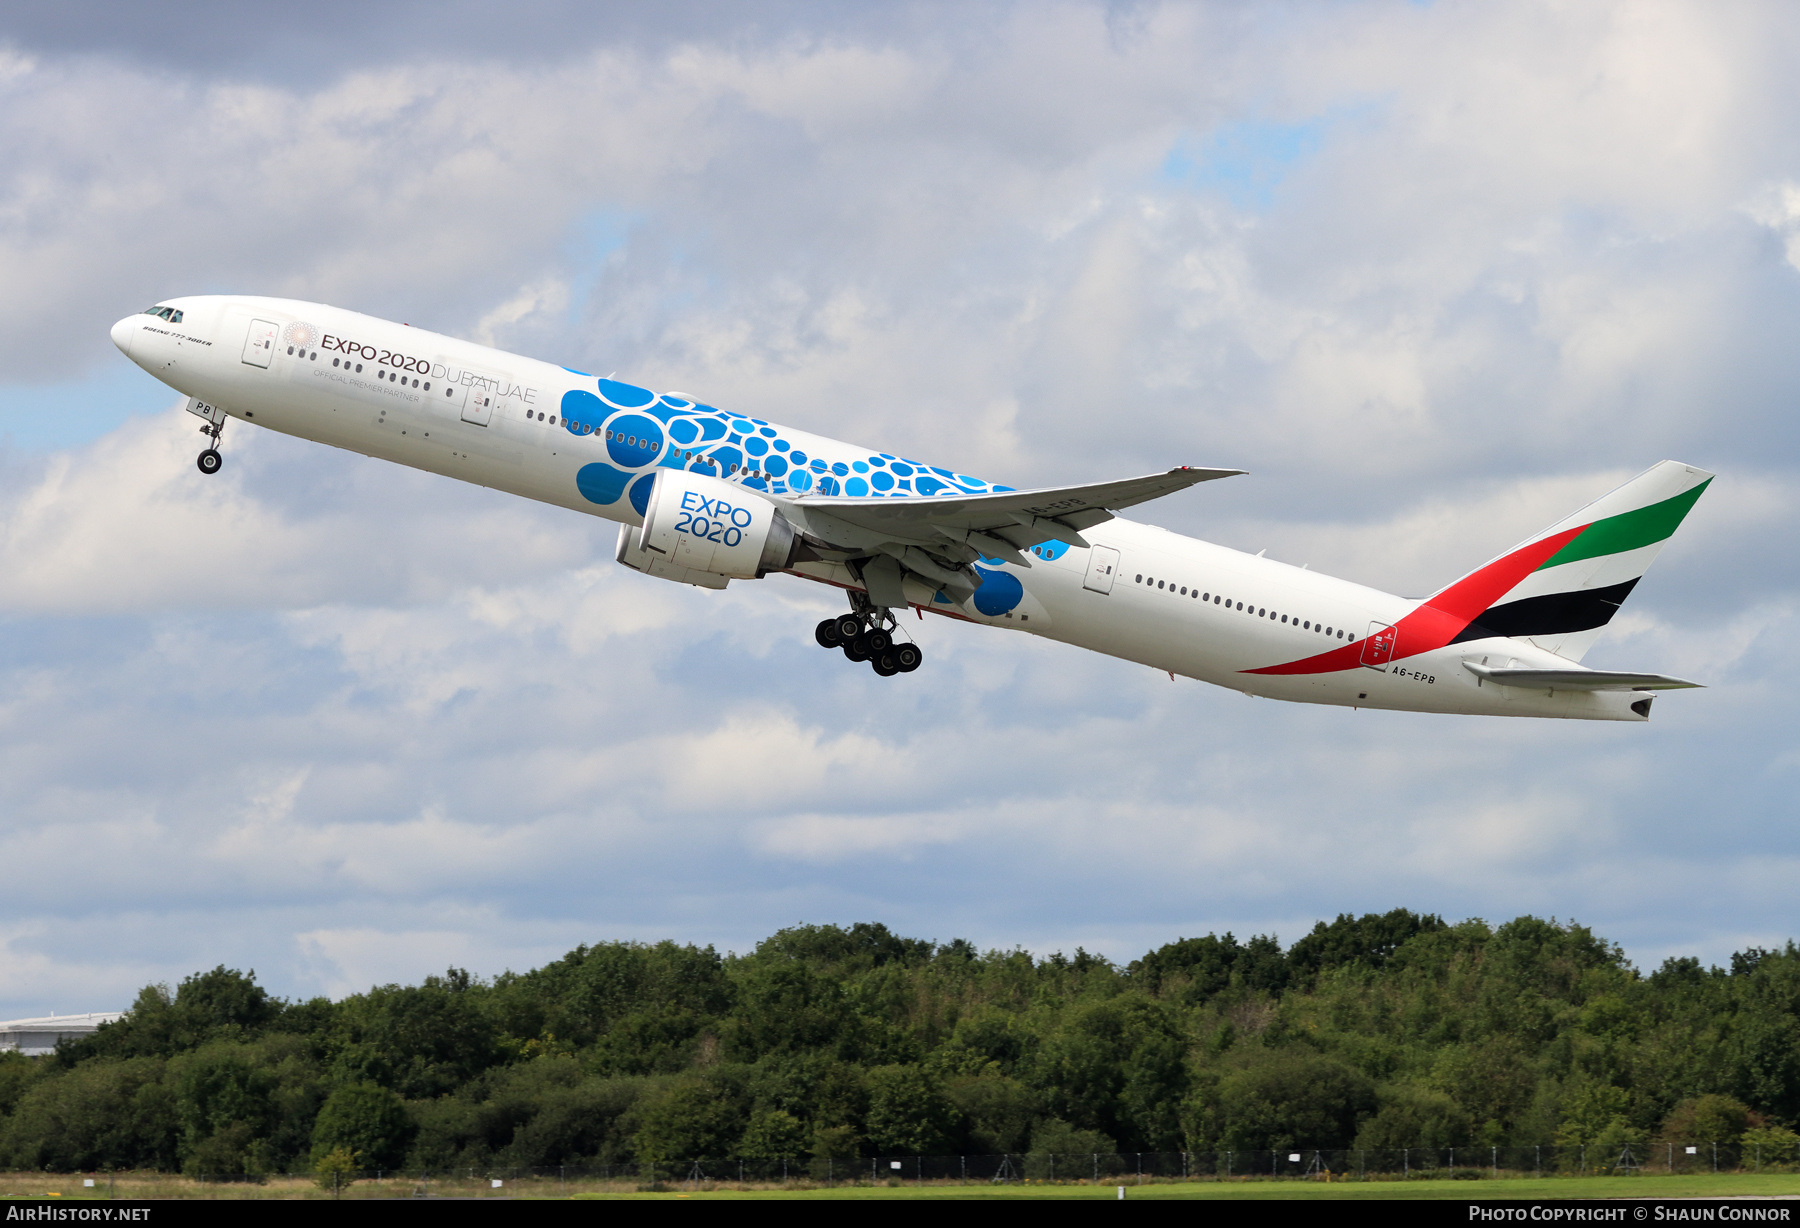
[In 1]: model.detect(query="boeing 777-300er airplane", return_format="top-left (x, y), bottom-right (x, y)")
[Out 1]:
top-left (111, 297), bottom-right (1711, 720)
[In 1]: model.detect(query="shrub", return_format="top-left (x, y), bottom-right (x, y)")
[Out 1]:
top-left (1354, 1084), bottom-right (1473, 1150)
top-left (1209, 1056), bottom-right (1376, 1151)
top-left (1657, 1095), bottom-right (1756, 1145)
top-left (632, 1076), bottom-right (746, 1167)
top-left (864, 1065), bottom-right (959, 1155)
top-left (313, 1145), bottom-right (359, 1190)
top-left (310, 1083), bottom-right (412, 1172)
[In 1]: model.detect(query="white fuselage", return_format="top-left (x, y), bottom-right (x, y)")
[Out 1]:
top-left (111, 296), bottom-right (1647, 720)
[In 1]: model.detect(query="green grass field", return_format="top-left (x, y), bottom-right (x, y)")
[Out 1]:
top-left (6, 1172), bottom-right (1799, 1200)
top-left (577, 1174), bottom-right (1800, 1199)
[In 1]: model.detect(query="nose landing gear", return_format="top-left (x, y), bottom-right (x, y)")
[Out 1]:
top-left (195, 407), bottom-right (226, 475)
top-left (813, 595), bottom-right (922, 677)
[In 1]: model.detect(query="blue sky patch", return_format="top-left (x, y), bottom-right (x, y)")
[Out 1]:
top-left (1163, 116), bottom-right (1331, 211)
top-left (0, 361), bottom-right (187, 452)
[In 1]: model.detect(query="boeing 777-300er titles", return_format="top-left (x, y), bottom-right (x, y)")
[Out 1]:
top-left (111, 297), bottom-right (1711, 720)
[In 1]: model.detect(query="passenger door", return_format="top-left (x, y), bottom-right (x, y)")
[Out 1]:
top-left (461, 382), bottom-right (497, 427)
top-left (241, 319), bottom-right (279, 368)
top-left (1082, 545), bottom-right (1120, 594)
top-left (1360, 621), bottom-right (1397, 670)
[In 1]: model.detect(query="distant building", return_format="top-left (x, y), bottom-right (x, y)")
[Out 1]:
top-left (0, 1013), bottom-right (123, 1056)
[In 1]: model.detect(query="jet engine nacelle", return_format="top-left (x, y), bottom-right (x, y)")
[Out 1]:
top-left (634, 469), bottom-right (796, 579)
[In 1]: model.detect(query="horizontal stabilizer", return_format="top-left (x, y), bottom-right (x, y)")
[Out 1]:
top-left (1462, 662), bottom-right (1702, 691)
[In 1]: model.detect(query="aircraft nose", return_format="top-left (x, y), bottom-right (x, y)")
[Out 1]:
top-left (110, 314), bottom-right (139, 357)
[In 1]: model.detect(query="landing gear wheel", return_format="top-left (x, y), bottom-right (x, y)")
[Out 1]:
top-left (815, 618), bottom-right (843, 648)
top-left (834, 615), bottom-right (864, 643)
top-left (864, 628), bottom-right (892, 653)
top-left (894, 643), bottom-right (922, 673)
top-left (844, 635), bottom-right (872, 663)
top-left (196, 448), bottom-right (222, 475)
top-left (872, 650), bottom-right (901, 677)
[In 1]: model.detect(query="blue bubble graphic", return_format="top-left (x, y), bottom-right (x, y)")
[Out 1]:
top-left (606, 415), bottom-right (664, 468)
top-left (566, 378), bottom-right (1016, 506)
top-left (597, 379), bottom-right (656, 408)
top-left (576, 463), bottom-right (632, 505)
top-left (971, 567), bottom-right (1024, 616)
top-left (628, 473), bottom-right (656, 517)
top-left (562, 389), bottom-right (604, 428)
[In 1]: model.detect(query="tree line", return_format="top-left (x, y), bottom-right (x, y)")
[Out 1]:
top-left (1, 911), bottom-right (1797, 1175)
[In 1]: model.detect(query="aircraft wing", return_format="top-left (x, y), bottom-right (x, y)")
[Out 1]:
top-left (790, 466), bottom-right (1244, 553)
top-left (1462, 663), bottom-right (1702, 691)
top-left (777, 465), bottom-right (1242, 603)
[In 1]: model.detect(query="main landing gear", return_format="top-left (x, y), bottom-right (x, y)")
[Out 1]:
top-left (814, 595), bottom-right (922, 677)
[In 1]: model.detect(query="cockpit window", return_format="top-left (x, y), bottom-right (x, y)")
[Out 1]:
top-left (141, 305), bottom-right (182, 323)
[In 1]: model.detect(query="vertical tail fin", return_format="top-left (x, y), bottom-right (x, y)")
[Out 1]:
top-left (1435, 460), bottom-right (1712, 661)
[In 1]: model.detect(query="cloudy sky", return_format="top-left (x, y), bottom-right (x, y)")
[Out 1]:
top-left (1, 0), bottom-right (1797, 1016)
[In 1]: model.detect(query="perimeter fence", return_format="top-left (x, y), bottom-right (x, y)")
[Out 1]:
top-left (166, 1138), bottom-right (1800, 1192)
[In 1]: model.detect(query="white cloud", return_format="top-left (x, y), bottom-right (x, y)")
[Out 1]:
top-left (0, 409), bottom-right (591, 614)
top-left (2, 1), bottom-right (1800, 1013)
